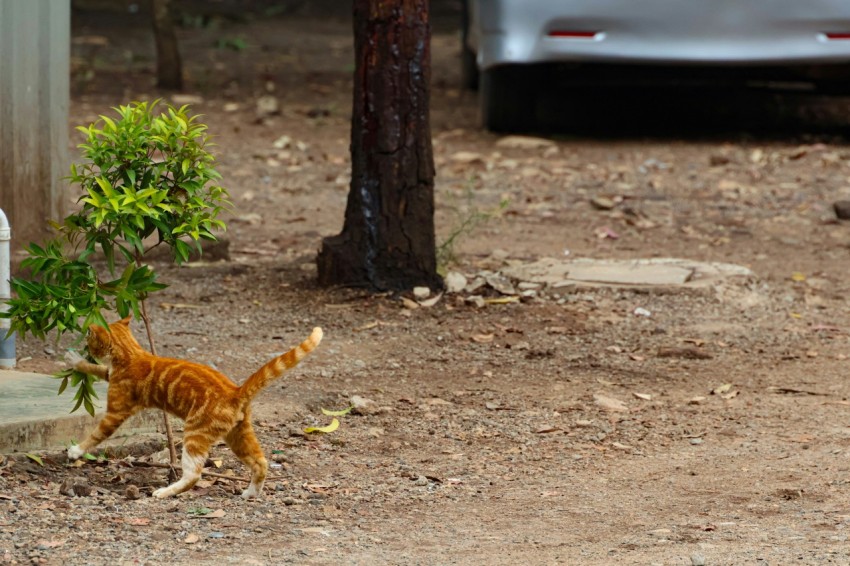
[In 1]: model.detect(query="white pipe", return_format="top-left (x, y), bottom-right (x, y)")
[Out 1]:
top-left (0, 209), bottom-right (14, 368)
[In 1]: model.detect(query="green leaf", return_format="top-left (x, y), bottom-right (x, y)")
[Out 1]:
top-left (25, 453), bottom-right (44, 466)
top-left (187, 506), bottom-right (213, 516)
top-left (95, 177), bottom-right (116, 198)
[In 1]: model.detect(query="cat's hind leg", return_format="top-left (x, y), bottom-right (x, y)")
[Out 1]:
top-left (152, 433), bottom-right (211, 499)
top-left (225, 420), bottom-right (268, 499)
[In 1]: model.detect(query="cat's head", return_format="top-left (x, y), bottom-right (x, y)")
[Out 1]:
top-left (86, 315), bottom-right (134, 359)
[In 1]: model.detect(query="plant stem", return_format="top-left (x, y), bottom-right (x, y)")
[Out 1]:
top-left (136, 255), bottom-right (178, 477)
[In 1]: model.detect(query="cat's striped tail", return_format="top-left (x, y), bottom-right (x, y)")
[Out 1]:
top-left (238, 327), bottom-right (323, 402)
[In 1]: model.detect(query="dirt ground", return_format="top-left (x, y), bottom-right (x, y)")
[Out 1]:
top-left (4, 2), bottom-right (850, 564)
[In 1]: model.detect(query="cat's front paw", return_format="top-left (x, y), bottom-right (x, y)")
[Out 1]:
top-left (63, 350), bottom-right (84, 368)
top-left (67, 444), bottom-right (84, 460)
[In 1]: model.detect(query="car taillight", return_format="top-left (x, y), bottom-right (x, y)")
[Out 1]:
top-left (824, 32), bottom-right (850, 40)
top-left (547, 30), bottom-right (600, 39)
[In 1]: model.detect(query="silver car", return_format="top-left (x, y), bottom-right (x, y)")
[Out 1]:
top-left (462, 0), bottom-right (850, 131)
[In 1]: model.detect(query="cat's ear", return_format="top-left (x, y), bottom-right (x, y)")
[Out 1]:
top-left (118, 315), bottom-right (132, 326)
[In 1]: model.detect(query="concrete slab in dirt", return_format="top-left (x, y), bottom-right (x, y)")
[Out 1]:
top-left (0, 369), bottom-right (161, 454)
top-left (501, 257), bottom-right (754, 289)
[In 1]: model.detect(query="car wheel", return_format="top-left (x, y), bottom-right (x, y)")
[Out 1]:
top-left (479, 65), bottom-right (537, 132)
top-left (460, 0), bottom-right (478, 90)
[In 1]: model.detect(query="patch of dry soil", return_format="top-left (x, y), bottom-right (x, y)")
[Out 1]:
top-left (4, 3), bottom-right (850, 564)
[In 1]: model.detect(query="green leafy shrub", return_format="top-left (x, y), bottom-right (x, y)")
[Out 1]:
top-left (2, 100), bottom-right (230, 415)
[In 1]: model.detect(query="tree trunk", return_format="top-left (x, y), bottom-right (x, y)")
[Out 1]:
top-left (0, 0), bottom-right (69, 250)
top-left (150, 0), bottom-right (183, 90)
top-left (317, 0), bottom-right (442, 292)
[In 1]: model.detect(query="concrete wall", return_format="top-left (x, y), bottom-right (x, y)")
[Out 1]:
top-left (0, 0), bottom-right (70, 250)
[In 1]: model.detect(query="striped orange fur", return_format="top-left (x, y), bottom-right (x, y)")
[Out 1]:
top-left (66, 316), bottom-right (323, 499)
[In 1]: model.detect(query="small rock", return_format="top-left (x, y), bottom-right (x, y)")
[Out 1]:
top-left (495, 135), bottom-right (555, 150)
top-left (170, 94), bottom-right (204, 105)
top-left (590, 196), bottom-right (616, 210)
top-left (484, 272), bottom-right (516, 295)
top-left (690, 552), bottom-right (707, 566)
top-left (593, 393), bottom-right (629, 413)
top-left (464, 277), bottom-right (487, 294)
top-left (350, 395), bottom-right (377, 415)
top-left (689, 438), bottom-right (704, 446)
top-left (833, 200), bottom-right (850, 220)
top-left (256, 95), bottom-right (279, 116)
top-left (444, 271), bottom-right (468, 294)
top-left (709, 154), bottom-right (731, 166)
top-left (450, 151), bottom-right (485, 164)
top-left (60, 477), bottom-right (91, 497)
top-left (59, 478), bottom-right (76, 497)
top-left (413, 286), bottom-right (431, 300)
top-left (234, 212), bottom-right (263, 225)
top-left (465, 295), bottom-right (486, 308)
top-left (412, 475), bottom-right (429, 487)
top-left (125, 485), bottom-right (141, 500)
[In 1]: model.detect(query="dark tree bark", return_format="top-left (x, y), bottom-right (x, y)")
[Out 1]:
top-left (317, 0), bottom-right (442, 291)
top-left (150, 0), bottom-right (183, 90)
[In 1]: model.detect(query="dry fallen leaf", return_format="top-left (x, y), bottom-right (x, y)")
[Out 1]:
top-left (593, 393), bottom-right (629, 412)
top-left (633, 392), bottom-right (652, 401)
top-left (125, 517), bottom-right (151, 526)
top-left (401, 297), bottom-right (419, 310)
top-left (160, 302), bottom-right (204, 311)
top-left (711, 383), bottom-right (733, 395)
top-left (471, 333), bottom-right (495, 344)
top-left (418, 292), bottom-right (443, 308)
top-left (184, 533), bottom-right (200, 544)
top-left (483, 296), bottom-right (520, 305)
top-left (657, 347), bottom-right (713, 360)
top-left (35, 540), bottom-right (64, 549)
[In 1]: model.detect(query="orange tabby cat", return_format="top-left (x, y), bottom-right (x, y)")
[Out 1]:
top-left (65, 316), bottom-right (323, 499)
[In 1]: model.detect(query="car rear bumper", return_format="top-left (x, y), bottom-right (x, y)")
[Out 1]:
top-left (472, 0), bottom-right (850, 69)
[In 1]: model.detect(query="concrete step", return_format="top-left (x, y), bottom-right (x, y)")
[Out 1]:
top-left (0, 369), bottom-right (162, 454)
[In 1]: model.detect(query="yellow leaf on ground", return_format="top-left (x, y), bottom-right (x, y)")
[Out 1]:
top-left (321, 406), bottom-right (353, 416)
top-left (304, 418), bottom-right (340, 434)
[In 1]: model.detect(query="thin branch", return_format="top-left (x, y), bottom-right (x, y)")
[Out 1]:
top-left (131, 461), bottom-right (286, 483)
top-left (135, 252), bottom-right (178, 475)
